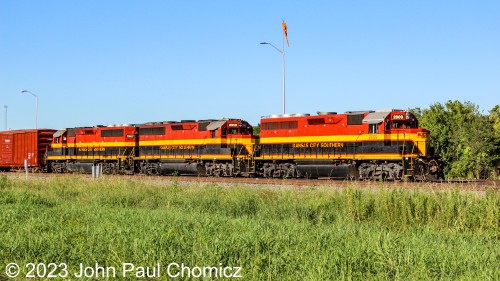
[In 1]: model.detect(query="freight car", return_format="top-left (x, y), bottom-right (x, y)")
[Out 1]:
top-left (0, 129), bottom-right (56, 172)
top-left (254, 109), bottom-right (443, 181)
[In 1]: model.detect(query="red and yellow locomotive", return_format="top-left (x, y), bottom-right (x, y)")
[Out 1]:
top-left (46, 119), bottom-right (257, 176)
top-left (47, 125), bottom-right (137, 174)
top-left (135, 119), bottom-right (256, 176)
top-left (255, 109), bottom-right (443, 181)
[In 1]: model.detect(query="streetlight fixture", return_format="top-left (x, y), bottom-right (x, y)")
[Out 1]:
top-left (3, 105), bottom-right (7, 131)
top-left (260, 42), bottom-right (286, 115)
top-left (21, 90), bottom-right (38, 129)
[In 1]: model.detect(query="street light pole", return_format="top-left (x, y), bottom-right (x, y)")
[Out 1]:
top-left (3, 105), bottom-right (7, 131)
top-left (260, 42), bottom-right (285, 115)
top-left (21, 90), bottom-right (38, 129)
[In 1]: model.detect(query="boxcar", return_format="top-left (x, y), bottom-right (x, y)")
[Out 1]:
top-left (0, 129), bottom-right (56, 172)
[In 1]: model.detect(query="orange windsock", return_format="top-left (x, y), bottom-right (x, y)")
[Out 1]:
top-left (282, 21), bottom-right (289, 47)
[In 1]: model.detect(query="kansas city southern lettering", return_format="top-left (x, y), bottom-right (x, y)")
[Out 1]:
top-left (78, 147), bottom-right (106, 152)
top-left (160, 145), bottom-right (196, 150)
top-left (292, 142), bottom-right (344, 148)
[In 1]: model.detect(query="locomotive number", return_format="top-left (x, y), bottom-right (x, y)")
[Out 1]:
top-left (392, 114), bottom-right (405, 120)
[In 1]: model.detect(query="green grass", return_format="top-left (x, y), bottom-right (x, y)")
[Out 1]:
top-left (0, 175), bottom-right (498, 280)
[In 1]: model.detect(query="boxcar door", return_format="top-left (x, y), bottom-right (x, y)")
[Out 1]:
top-left (1, 134), bottom-right (13, 165)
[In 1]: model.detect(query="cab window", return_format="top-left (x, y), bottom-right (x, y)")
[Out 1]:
top-left (369, 124), bottom-right (379, 134)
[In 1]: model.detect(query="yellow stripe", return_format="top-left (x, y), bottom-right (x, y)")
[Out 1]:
top-left (48, 154), bottom-right (235, 161)
top-left (47, 156), bottom-right (129, 160)
top-left (255, 153), bottom-right (419, 161)
top-left (259, 133), bottom-right (425, 144)
top-left (136, 154), bottom-right (233, 160)
top-left (48, 153), bottom-right (416, 161)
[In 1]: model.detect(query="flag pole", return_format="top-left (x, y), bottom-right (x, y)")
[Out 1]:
top-left (260, 21), bottom-right (288, 115)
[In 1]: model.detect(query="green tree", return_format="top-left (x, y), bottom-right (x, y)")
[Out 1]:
top-left (489, 105), bottom-right (500, 177)
top-left (253, 124), bottom-right (260, 136)
top-left (416, 101), bottom-right (498, 179)
top-left (490, 105), bottom-right (500, 135)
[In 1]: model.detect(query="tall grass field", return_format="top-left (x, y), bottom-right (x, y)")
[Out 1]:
top-left (0, 175), bottom-right (498, 280)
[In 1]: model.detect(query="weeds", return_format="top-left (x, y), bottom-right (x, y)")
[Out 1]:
top-left (0, 176), bottom-right (498, 280)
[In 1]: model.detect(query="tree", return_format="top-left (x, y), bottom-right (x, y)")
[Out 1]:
top-left (253, 124), bottom-right (260, 136)
top-left (416, 101), bottom-right (498, 179)
top-left (490, 105), bottom-right (500, 136)
top-left (489, 105), bottom-right (500, 178)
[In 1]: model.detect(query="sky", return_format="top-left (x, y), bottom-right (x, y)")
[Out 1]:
top-left (1, 0), bottom-right (499, 130)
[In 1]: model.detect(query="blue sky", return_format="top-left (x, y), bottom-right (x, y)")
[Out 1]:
top-left (1, 1), bottom-right (499, 130)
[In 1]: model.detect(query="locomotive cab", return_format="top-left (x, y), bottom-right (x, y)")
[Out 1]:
top-left (386, 112), bottom-right (418, 130)
top-left (220, 120), bottom-right (256, 155)
top-left (385, 111), bottom-right (429, 156)
top-left (384, 110), bottom-right (443, 180)
top-left (222, 120), bottom-right (254, 136)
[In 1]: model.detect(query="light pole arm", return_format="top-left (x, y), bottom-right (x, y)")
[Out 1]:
top-left (21, 90), bottom-right (39, 129)
top-left (22, 90), bottom-right (38, 98)
top-left (260, 42), bottom-right (283, 54)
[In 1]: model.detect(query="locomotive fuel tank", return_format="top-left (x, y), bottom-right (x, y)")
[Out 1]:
top-left (295, 160), bottom-right (359, 179)
top-left (63, 161), bottom-right (94, 173)
top-left (159, 160), bottom-right (205, 176)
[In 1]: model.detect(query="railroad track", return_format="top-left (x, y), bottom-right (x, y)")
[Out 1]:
top-left (6, 172), bottom-right (498, 192)
top-left (171, 176), bottom-right (498, 192)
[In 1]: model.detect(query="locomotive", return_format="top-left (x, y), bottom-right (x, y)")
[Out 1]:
top-left (255, 109), bottom-right (443, 181)
top-left (1, 109), bottom-right (443, 181)
top-left (46, 119), bottom-right (257, 177)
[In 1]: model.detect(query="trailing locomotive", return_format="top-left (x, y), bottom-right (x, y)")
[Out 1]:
top-left (135, 119), bottom-right (256, 176)
top-left (3, 109), bottom-right (443, 181)
top-left (47, 125), bottom-right (137, 174)
top-left (46, 119), bottom-right (257, 177)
